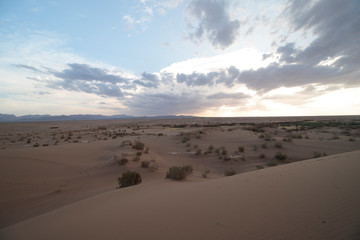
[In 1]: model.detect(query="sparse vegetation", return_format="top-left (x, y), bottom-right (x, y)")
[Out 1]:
top-left (259, 153), bottom-right (266, 159)
top-left (118, 171), bottom-right (142, 188)
top-left (166, 165), bottom-right (193, 180)
top-left (224, 168), bottom-right (236, 176)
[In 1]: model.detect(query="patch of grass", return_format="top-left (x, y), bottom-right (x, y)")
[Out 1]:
top-left (224, 168), bottom-right (236, 176)
top-left (118, 171), bottom-right (142, 188)
top-left (166, 165), bottom-right (193, 180)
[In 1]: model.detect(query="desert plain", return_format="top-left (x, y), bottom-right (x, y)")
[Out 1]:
top-left (0, 116), bottom-right (360, 239)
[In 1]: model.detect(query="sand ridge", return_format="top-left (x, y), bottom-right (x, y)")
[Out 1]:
top-left (1, 150), bottom-right (360, 239)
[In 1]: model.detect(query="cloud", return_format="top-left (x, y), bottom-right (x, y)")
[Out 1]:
top-left (133, 72), bottom-right (160, 88)
top-left (125, 92), bottom-right (206, 115)
top-left (185, 0), bottom-right (241, 49)
top-left (280, 0), bottom-right (360, 69)
top-left (49, 63), bottom-right (131, 98)
top-left (13, 64), bottom-right (45, 73)
top-left (207, 92), bottom-right (248, 100)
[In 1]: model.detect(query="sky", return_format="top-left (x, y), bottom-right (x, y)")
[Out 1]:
top-left (0, 0), bottom-right (359, 117)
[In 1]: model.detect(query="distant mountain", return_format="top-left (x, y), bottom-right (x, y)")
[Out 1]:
top-left (0, 113), bottom-right (195, 122)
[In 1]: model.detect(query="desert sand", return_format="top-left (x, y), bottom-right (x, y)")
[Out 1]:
top-left (1, 116), bottom-right (360, 239)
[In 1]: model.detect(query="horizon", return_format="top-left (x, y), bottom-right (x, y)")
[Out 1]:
top-left (1, 0), bottom-right (359, 117)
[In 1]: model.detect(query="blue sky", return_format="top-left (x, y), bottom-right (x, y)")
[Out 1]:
top-left (0, 0), bottom-right (359, 116)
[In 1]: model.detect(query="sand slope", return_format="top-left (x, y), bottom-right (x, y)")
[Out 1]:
top-left (1, 150), bottom-right (360, 240)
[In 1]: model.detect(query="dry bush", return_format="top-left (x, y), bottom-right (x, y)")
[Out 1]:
top-left (166, 165), bottom-right (193, 180)
top-left (118, 171), bottom-right (142, 188)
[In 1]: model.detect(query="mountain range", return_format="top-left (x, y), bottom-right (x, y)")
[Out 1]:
top-left (0, 114), bottom-right (195, 122)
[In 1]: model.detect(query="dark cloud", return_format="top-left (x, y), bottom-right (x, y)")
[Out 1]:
top-left (185, 0), bottom-right (241, 49)
top-left (53, 63), bottom-right (129, 84)
top-left (133, 72), bottom-right (160, 88)
top-left (48, 63), bottom-right (130, 98)
top-left (280, 0), bottom-right (360, 69)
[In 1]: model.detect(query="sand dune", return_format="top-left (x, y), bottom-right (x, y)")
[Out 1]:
top-left (1, 150), bottom-right (359, 240)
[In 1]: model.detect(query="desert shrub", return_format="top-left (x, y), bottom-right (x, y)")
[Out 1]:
top-left (144, 147), bottom-right (150, 153)
top-left (224, 156), bottom-right (231, 161)
top-left (253, 145), bottom-right (258, 151)
top-left (275, 152), bottom-right (287, 161)
top-left (132, 156), bottom-right (140, 162)
top-left (214, 148), bottom-right (220, 155)
top-left (148, 161), bottom-right (159, 172)
top-left (313, 151), bottom-right (322, 158)
top-left (33, 143), bottom-right (39, 147)
top-left (182, 136), bottom-right (190, 143)
top-left (256, 165), bottom-right (264, 169)
top-left (141, 160), bottom-right (150, 168)
top-left (261, 143), bottom-right (267, 149)
top-left (238, 146), bottom-right (244, 153)
top-left (118, 157), bottom-right (128, 165)
top-left (221, 148), bottom-right (227, 156)
top-left (136, 151), bottom-right (142, 156)
top-left (264, 134), bottom-right (272, 141)
top-left (224, 168), bottom-right (236, 176)
top-left (349, 137), bottom-right (355, 142)
top-left (274, 142), bottom-right (283, 149)
top-left (195, 149), bottom-right (202, 155)
top-left (166, 165), bottom-right (193, 180)
top-left (259, 153), bottom-right (266, 159)
top-left (208, 145), bottom-right (214, 152)
top-left (132, 140), bottom-right (145, 150)
top-left (202, 169), bottom-right (210, 178)
top-left (118, 171), bottom-right (142, 188)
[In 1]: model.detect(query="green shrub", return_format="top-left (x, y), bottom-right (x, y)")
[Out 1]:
top-left (275, 152), bottom-right (287, 161)
top-left (166, 165), bottom-right (193, 180)
top-left (141, 160), bottom-right (150, 168)
top-left (132, 140), bottom-right (145, 150)
top-left (118, 171), bottom-right (142, 188)
top-left (224, 168), bottom-right (236, 176)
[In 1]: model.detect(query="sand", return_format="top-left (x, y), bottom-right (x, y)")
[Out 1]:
top-left (1, 150), bottom-right (360, 239)
top-left (1, 117), bottom-right (360, 239)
